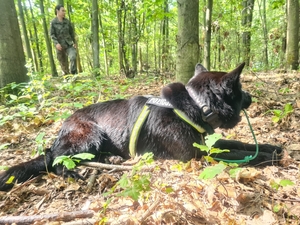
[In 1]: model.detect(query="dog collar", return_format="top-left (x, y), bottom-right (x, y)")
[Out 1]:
top-left (185, 86), bottom-right (222, 129)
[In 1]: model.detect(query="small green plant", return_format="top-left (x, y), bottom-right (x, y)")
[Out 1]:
top-left (270, 103), bottom-right (293, 123)
top-left (270, 179), bottom-right (295, 191)
top-left (279, 87), bottom-right (290, 94)
top-left (52, 153), bottom-right (95, 170)
top-left (193, 133), bottom-right (231, 180)
top-left (193, 133), bottom-right (230, 162)
top-left (104, 152), bottom-right (154, 201)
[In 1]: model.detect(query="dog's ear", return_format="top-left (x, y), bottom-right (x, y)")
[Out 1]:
top-left (161, 82), bottom-right (186, 99)
top-left (194, 63), bottom-right (207, 76)
top-left (222, 62), bottom-right (245, 84)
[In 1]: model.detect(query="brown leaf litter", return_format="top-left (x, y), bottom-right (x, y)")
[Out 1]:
top-left (0, 71), bottom-right (299, 224)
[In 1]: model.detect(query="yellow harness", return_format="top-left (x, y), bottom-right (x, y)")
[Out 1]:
top-left (129, 102), bottom-right (206, 157)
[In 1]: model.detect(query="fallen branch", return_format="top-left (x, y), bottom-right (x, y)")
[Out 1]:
top-left (0, 210), bottom-right (94, 225)
top-left (81, 162), bottom-right (133, 171)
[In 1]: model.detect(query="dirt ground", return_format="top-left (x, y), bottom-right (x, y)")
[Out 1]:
top-left (0, 71), bottom-right (299, 225)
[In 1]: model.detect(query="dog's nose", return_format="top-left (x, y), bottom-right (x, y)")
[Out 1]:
top-left (242, 91), bottom-right (252, 109)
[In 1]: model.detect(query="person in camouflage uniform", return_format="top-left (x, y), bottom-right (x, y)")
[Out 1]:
top-left (50, 5), bottom-right (77, 75)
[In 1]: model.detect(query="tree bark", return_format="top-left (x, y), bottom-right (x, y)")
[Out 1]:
top-left (286, 0), bottom-right (299, 70)
top-left (241, 0), bottom-right (255, 67)
top-left (0, 0), bottom-right (28, 88)
top-left (203, 0), bottom-right (213, 70)
top-left (176, 0), bottom-right (199, 84)
top-left (92, 0), bottom-right (100, 75)
top-left (17, 0), bottom-right (33, 62)
top-left (99, 5), bottom-right (109, 76)
top-left (39, 0), bottom-right (57, 77)
top-left (28, 0), bottom-right (43, 72)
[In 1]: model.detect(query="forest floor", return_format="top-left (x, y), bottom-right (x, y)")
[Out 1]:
top-left (0, 70), bottom-right (299, 225)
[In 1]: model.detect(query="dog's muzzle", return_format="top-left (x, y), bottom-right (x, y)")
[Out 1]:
top-left (242, 91), bottom-right (252, 109)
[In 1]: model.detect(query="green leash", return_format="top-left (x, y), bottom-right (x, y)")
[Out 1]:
top-left (212, 109), bottom-right (259, 163)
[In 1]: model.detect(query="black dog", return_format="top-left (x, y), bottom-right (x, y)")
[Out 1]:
top-left (0, 63), bottom-right (281, 191)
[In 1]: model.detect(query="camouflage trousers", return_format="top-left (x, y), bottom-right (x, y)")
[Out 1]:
top-left (56, 46), bottom-right (77, 75)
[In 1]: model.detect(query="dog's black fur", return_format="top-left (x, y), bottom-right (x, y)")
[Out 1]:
top-left (0, 63), bottom-right (282, 191)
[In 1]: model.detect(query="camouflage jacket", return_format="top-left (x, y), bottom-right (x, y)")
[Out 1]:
top-left (50, 17), bottom-right (75, 48)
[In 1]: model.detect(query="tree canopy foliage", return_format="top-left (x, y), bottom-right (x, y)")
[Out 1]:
top-left (8, 0), bottom-right (297, 80)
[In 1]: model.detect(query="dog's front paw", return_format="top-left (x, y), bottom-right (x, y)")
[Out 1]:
top-left (258, 144), bottom-right (282, 154)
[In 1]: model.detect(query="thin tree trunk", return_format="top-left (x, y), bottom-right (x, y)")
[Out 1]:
top-left (92, 0), bottom-right (100, 75)
top-left (39, 0), bottom-right (57, 76)
top-left (241, 0), bottom-right (255, 67)
top-left (204, 0), bottom-right (212, 70)
top-left (116, 0), bottom-right (125, 75)
top-left (258, 0), bottom-right (269, 69)
top-left (162, 0), bottom-right (169, 71)
top-left (57, 0), bottom-right (64, 5)
top-left (99, 6), bottom-right (109, 76)
top-left (131, 0), bottom-right (138, 77)
top-left (28, 0), bottom-right (43, 72)
top-left (286, 0), bottom-right (299, 70)
top-left (176, 0), bottom-right (199, 83)
top-left (17, 0), bottom-right (33, 63)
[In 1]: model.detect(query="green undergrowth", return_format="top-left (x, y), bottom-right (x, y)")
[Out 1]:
top-left (0, 71), bottom-right (167, 151)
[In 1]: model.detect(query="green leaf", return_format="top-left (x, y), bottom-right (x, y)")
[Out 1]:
top-left (193, 143), bottom-right (209, 152)
top-left (229, 168), bottom-right (242, 177)
top-left (117, 174), bottom-right (129, 189)
top-left (284, 103), bottom-right (293, 114)
top-left (165, 186), bottom-right (174, 194)
top-left (273, 204), bottom-right (281, 213)
top-left (0, 165), bottom-right (9, 171)
top-left (62, 158), bottom-right (77, 170)
top-left (9, 94), bottom-right (17, 100)
top-left (52, 155), bottom-right (71, 166)
top-left (279, 179), bottom-right (294, 187)
top-left (199, 163), bottom-right (226, 180)
top-left (0, 143), bottom-right (10, 150)
top-left (270, 180), bottom-right (280, 190)
top-left (72, 153), bottom-right (95, 160)
top-left (272, 110), bottom-right (282, 117)
top-left (210, 147), bottom-right (230, 154)
top-left (205, 133), bottom-right (222, 149)
top-left (272, 116), bottom-right (280, 123)
top-left (35, 132), bottom-right (46, 142)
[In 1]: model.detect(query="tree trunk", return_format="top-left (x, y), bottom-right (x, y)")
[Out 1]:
top-left (39, 0), bottom-right (57, 76)
top-left (0, 0), bottom-right (28, 88)
top-left (286, 0), bottom-right (299, 70)
top-left (116, 0), bottom-right (125, 75)
top-left (176, 0), bottom-right (199, 83)
top-left (17, 0), bottom-right (33, 63)
top-left (241, 0), bottom-right (255, 66)
top-left (131, 0), bottom-right (138, 77)
top-left (92, 0), bottom-right (100, 75)
top-left (57, 0), bottom-right (64, 5)
top-left (162, 0), bottom-right (169, 72)
top-left (99, 6), bottom-right (109, 76)
top-left (28, 0), bottom-right (43, 72)
top-left (258, 0), bottom-right (269, 69)
top-left (204, 0), bottom-right (213, 70)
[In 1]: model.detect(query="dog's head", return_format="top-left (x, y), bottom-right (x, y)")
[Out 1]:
top-left (186, 63), bottom-right (251, 129)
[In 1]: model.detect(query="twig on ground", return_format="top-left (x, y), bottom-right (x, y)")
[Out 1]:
top-left (86, 169), bottom-right (98, 193)
top-left (0, 210), bottom-right (94, 225)
top-left (81, 162), bottom-right (133, 171)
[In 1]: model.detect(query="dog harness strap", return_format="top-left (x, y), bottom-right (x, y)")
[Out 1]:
top-left (129, 98), bottom-right (207, 158)
top-left (129, 105), bottom-right (150, 157)
top-left (173, 109), bottom-right (206, 133)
